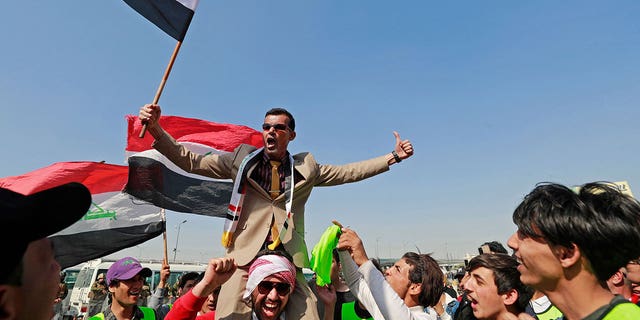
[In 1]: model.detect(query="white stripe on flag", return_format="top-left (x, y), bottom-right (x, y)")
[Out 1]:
top-left (177, 0), bottom-right (199, 11)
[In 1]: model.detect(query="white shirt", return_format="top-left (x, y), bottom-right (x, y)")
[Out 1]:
top-left (339, 251), bottom-right (437, 320)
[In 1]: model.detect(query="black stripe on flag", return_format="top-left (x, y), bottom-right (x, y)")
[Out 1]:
top-left (125, 155), bottom-right (232, 217)
top-left (52, 222), bottom-right (164, 269)
top-left (124, 0), bottom-right (195, 41)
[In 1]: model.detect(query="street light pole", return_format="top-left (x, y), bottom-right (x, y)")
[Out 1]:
top-left (173, 220), bottom-right (187, 262)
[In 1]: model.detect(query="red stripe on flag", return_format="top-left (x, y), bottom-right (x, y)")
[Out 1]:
top-left (0, 162), bottom-right (128, 195)
top-left (126, 115), bottom-right (263, 153)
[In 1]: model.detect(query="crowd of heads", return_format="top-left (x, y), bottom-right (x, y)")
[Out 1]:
top-left (2, 166), bottom-right (640, 320)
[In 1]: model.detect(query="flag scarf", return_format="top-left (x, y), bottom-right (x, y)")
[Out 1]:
top-left (0, 162), bottom-right (164, 269)
top-left (125, 115), bottom-right (263, 219)
top-left (221, 150), bottom-right (295, 248)
top-left (123, 0), bottom-right (199, 41)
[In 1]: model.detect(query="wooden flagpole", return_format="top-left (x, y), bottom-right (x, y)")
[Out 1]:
top-left (139, 41), bottom-right (183, 138)
top-left (162, 209), bottom-right (168, 264)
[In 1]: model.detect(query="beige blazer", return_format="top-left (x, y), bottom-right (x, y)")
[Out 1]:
top-left (153, 130), bottom-right (390, 268)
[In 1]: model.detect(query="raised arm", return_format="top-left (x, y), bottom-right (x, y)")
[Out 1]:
top-left (193, 257), bottom-right (236, 297)
top-left (148, 261), bottom-right (170, 309)
top-left (165, 257), bottom-right (236, 320)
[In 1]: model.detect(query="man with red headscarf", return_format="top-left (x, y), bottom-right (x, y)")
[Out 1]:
top-left (166, 250), bottom-right (299, 320)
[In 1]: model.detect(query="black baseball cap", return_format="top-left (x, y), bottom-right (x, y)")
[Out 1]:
top-left (0, 182), bottom-right (91, 284)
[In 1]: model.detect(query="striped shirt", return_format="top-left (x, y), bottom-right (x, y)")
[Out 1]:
top-left (252, 152), bottom-right (289, 197)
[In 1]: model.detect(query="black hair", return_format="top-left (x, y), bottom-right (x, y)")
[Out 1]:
top-left (512, 181), bottom-right (640, 282)
top-left (479, 241), bottom-right (508, 254)
top-left (332, 248), bottom-right (340, 265)
top-left (402, 252), bottom-right (444, 307)
top-left (178, 272), bottom-right (200, 289)
top-left (468, 253), bottom-right (533, 312)
top-left (265, 108), bottom-right (295, 131)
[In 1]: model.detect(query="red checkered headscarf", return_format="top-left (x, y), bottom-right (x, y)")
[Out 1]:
top-left (243, 254), bottom-right (296, 301)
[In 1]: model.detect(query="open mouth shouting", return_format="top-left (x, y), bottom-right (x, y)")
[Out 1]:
top-left (257, 298), bottom-right (283, 320)
top-left (265, 135), bottom-right (278, 150)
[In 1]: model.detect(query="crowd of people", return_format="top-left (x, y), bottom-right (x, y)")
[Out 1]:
top-left (2, 106), bottom-right (640, 320)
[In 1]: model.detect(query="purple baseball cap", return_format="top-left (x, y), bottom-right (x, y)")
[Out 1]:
top-left (106, 256), bottom-right (152, 285)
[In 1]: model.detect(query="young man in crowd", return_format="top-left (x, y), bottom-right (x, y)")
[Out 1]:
top-left (454, 241), bottom-right (509, 320)
top-left (625, 257), bottom-right (640, 305)
top-left (0, 182), bottom-right (91, 320)
top-left (337, 226), bottom-right (444, 319)
top-left (90, 256), bottom-right (157, 320)
top-left (166, 250), bottom-right (302, 320)
top-left (148, 261), bottom-right (201, 319)
top-left (463, 253), bottom-right (534, 320)
top-left (508, 182), bottom-right (640, 319)
top-left (88, 272), bottom-right (109, 316)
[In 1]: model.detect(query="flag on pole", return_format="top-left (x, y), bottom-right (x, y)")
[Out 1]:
top-left (123, 0), bottom-right (199, 41)
top-left (0, 161), bottom-right (164, 269)
top-left (125, 115), bottom-right (263, 217)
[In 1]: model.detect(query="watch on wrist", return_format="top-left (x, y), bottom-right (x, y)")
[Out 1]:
top-left (392, 150), bottom-right (402, 163)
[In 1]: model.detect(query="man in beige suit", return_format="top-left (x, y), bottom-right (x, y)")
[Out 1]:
top-left (139, 104), bottom-right (414, 320)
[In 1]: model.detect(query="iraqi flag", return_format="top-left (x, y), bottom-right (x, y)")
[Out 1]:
top-left (123, 0), bottom-right (199, 41)
top-left (0, 162), bottom-right (164, 269)
top-left (124, 115), bottom-right (263, 217)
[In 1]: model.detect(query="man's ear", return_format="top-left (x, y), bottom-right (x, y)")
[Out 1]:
top-left (289, 131), bottom-right (296, 141)
top-left (556, 243), bottom-right (581, 268)
top-left (109, 285), bottom-right (117, 294)
top-left (502, 288), bottom-right (519, 306)
top-left (408, 282), bottom-right (422, 296)
top-left (610, 269), bottom-right (625, 285)
top-left (0, 286), bottom-right (20, 320)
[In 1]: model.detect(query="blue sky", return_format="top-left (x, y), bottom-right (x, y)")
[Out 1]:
top-left (2, 1), bottom-right (639, 263)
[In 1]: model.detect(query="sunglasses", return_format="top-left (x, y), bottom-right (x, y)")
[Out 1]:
top-left (629, 258), bottom-right (640, 265)
top-left (257, 281), bottom-right (291, 295)
top-left (262, 123), bottom-right (289, 132)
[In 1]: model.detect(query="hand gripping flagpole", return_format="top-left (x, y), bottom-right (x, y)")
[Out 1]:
top-left (139, 41), bottom-right (182, 138)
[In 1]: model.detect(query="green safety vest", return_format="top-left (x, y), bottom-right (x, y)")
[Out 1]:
top-left (602, 301), bottom-right (640, 320)
top-left (341, 301), bottom-right (373, 320)
top-left (88, 306), bottom-right (156, 320)
top-left (536, 304), bottom-right (563, 320)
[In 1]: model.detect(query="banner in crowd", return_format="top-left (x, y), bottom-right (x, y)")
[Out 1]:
top-left (571, 180), bottom-right (635, 198)
top-left (0, 161), bottom-right (164, 269)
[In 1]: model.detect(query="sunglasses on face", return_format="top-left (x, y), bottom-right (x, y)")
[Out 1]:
top-left (629, 258), bottom-right (640, 265)
top-left (262, 123), bottom-right (289, 132)
top-left (257, 281), bottom-right (291, 295)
